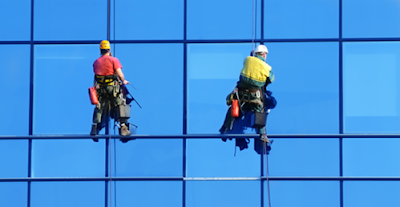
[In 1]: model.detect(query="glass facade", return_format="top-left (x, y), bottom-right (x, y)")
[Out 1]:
top-left (1, 0), bottom-right (400, 206)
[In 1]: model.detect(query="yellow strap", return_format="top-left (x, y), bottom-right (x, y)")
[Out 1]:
top-left (98, 82), bottom-right (114, 86)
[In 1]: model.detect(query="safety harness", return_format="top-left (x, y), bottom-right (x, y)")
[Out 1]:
top-left (95, 74), bottom-right (118, 86)
top-left (237, 87), bottom-right (263, 106)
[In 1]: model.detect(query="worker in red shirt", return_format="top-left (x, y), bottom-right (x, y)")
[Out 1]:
top-left (90, 40), bottom-right (131, 140)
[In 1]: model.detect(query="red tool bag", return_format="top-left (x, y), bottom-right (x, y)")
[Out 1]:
top-left (231, 99), bottom-right (239, 118)
top-left (88, 87), bottom-right (98, 105)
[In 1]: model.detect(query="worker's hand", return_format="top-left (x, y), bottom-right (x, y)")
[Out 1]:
top-left (123, 80), bottom-right (129, 85)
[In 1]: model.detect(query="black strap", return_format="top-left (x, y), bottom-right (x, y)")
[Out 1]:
top-left (95, 74), bottom-right (117, 83)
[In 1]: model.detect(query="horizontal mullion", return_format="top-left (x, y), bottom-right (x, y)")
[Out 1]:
top-left (1, 134), bottom-right (400, 140)
top-left (263, 176), bottom-right (400, 181)
top-left (2, 176), bottom-right (400, 182)
top-left (0, 177), bottom-right (183, 182)
top-left (1, 38), bottom-right (400, 45)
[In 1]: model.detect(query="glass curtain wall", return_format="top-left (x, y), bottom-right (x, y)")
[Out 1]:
top-left (1, 0), bottom-right (400, 206)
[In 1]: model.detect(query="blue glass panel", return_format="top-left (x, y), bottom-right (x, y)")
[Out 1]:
top-left (33, 45), bottom-right (99, 135)
top-left (343, 42), bottom-right (400, 133)
top-left (343, 138), bottom-right (400, 176)
top-left (0, 0), bottom-right (30, 40)
top-left (116, 181), bottom-right (182, 207)
top-left (269, 181), bottom-right (339, 207)
top-left (188, 42), bottom-right (340, 134)
top-left (112, 43), bottom-right (183, 135)
top-left (34, 0), bottom-right (106, 40)
top-left (0, 182), bottom-right (27, 207)
top-left (31, 182), bottom-right (104, 207)
top-left (269, 138), bottom-right (339, 176)
top-left (264, 0), bottom-right (339, 39)
top-left (186, 138), bottom-right (260, 177)
top-left (344, 181), bottom-right (400, 207)
top-left (112, 0), bottom-right (183, 40)
top-left (186, 181), bottom-right (260, 207)
top-left (187, 0), bottom-right (261, 39)
top-left (187, 43), bottom-right (260, 177)
top-left (266, 42), bottom-right (339, 134)
top-left (187, 43), bottom-right (253, 134)
top-left (0, 140), bottom-right (28, 177)
top-left (0, 45), bottom-right (30, 136)
top-left (114, 139), bottom-right (182, 177)
top-left (343, 0), bottom-right (400, 38)
top-left (32, 140), bottom-right (105, 177)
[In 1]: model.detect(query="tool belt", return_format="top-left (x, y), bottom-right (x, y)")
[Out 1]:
top-left (95, 74), bottom-right (117, 86)
top-left (237, 87), bottom-right (263, 105)
top-left (94, 74), bottom-right (121, 98)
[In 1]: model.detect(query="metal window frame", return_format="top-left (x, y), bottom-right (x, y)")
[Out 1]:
top-left (0, 0), bottom-right (398, 206)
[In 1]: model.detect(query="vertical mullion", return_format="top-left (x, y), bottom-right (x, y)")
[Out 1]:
top-left (183, 0), bottom-right (188, 207)
top-left (339, 0), bottom-right (344, 207)
top-left (28, 0), bottom-right (34, 206)
top-left (260, 1), bottom-right (265, 207)
top-left (105, 0), bottom-right (111, 136)
top-left (105, 1), bottom-right (111, 206)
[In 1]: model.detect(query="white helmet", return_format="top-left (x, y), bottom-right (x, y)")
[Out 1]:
top-left (254, 45), bottom-right (268, 54)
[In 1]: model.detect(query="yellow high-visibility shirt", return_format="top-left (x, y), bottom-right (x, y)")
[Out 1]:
top-left (239, 56), bottom-right (273, 88)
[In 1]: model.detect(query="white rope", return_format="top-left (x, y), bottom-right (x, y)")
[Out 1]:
top-left (252, 0), bottom-right (255, 54)
top-left (264, 140), bottom-right (272, 207)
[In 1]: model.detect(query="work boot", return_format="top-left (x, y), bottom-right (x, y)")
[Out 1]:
top-left (90, 124), bottom-right (98, 142)
top-left (260, 134), bottom-right (270, 143)
top-left (120, 123), bottom-right (131, 136)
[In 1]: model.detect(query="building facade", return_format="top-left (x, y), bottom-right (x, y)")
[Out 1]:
top-left (1, 0), bottom-right (400, 206)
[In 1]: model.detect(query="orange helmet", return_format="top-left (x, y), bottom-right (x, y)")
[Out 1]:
top-left (100, 40), bottom-right (110, 49)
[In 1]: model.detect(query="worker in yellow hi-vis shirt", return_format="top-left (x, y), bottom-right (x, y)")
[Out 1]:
top-left (220, 44), bottom-right (276, 143)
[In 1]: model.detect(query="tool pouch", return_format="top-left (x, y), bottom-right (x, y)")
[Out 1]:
top-left (114, 104), bottom-right (131, 120)
top-left (251, 112), bottom-right (266, 128)
top-left (88, 87), bottom-right (99, 105)
top-left (113, 81), bottom-right (120, 97)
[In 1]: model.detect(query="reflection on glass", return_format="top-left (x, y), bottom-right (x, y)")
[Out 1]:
top-left (265, 0), bottom-right (338, 39)
top-left (116, 181), bottom-right (182, 207)
top-left (186, 181), bottom-right (260, 207)
top-left (343, 138), bottom-right (400, 176)
top-left (113, 43), bottom-right (183, 135)
top-left (0, 182), bottom-right (27, 207)
top-left (343, 42), bottom-right (400, 133)
top-left (260, 42), bottom-right (339, 134)
top-left (343, 0), bottom-right (400, 38)
top-left (269, 138), bottom-right (339, 176)
top-left (270, 181), bottom-right (339, 207)
top-left (31, 182), bottom-right (104, 207)
top-left (0, 45), bottom-right (30, 135)
top-left (0, 0), bottom-right (30, 40)
top-left (186, 139), bottom-right (260, 177)
top-left (344, 181), bottom-right (400, 207)
top-left (34, 0), bottom-right (106, 40)
top-left (115, 139), bottom-right (182, 177)
top-left (187, 43), bottom-right (260, 177)
top-left (113, 0), bottom-right (183, 40)
top-left (222, 42), bottom-right (339, 134)
top-left (32, 140), bottom-right (104, 177)
top-left (187, 0), bottom-right (261, 39)
top-left (187, 43), bottom-right (253, 134)
top-left (33, 45), bottom-right (99, 135)
top-left (0, 140), bottom-right (28, 177)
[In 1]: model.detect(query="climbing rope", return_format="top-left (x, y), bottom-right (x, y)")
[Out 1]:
top-left (113, 122), bottom-right (117, 207)
top-left (252, 0), bottom-right (255, 53)
top-left (108, 102), bottom-right (113, 207)
top-left (264, 140), bottom-right (272, 207)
